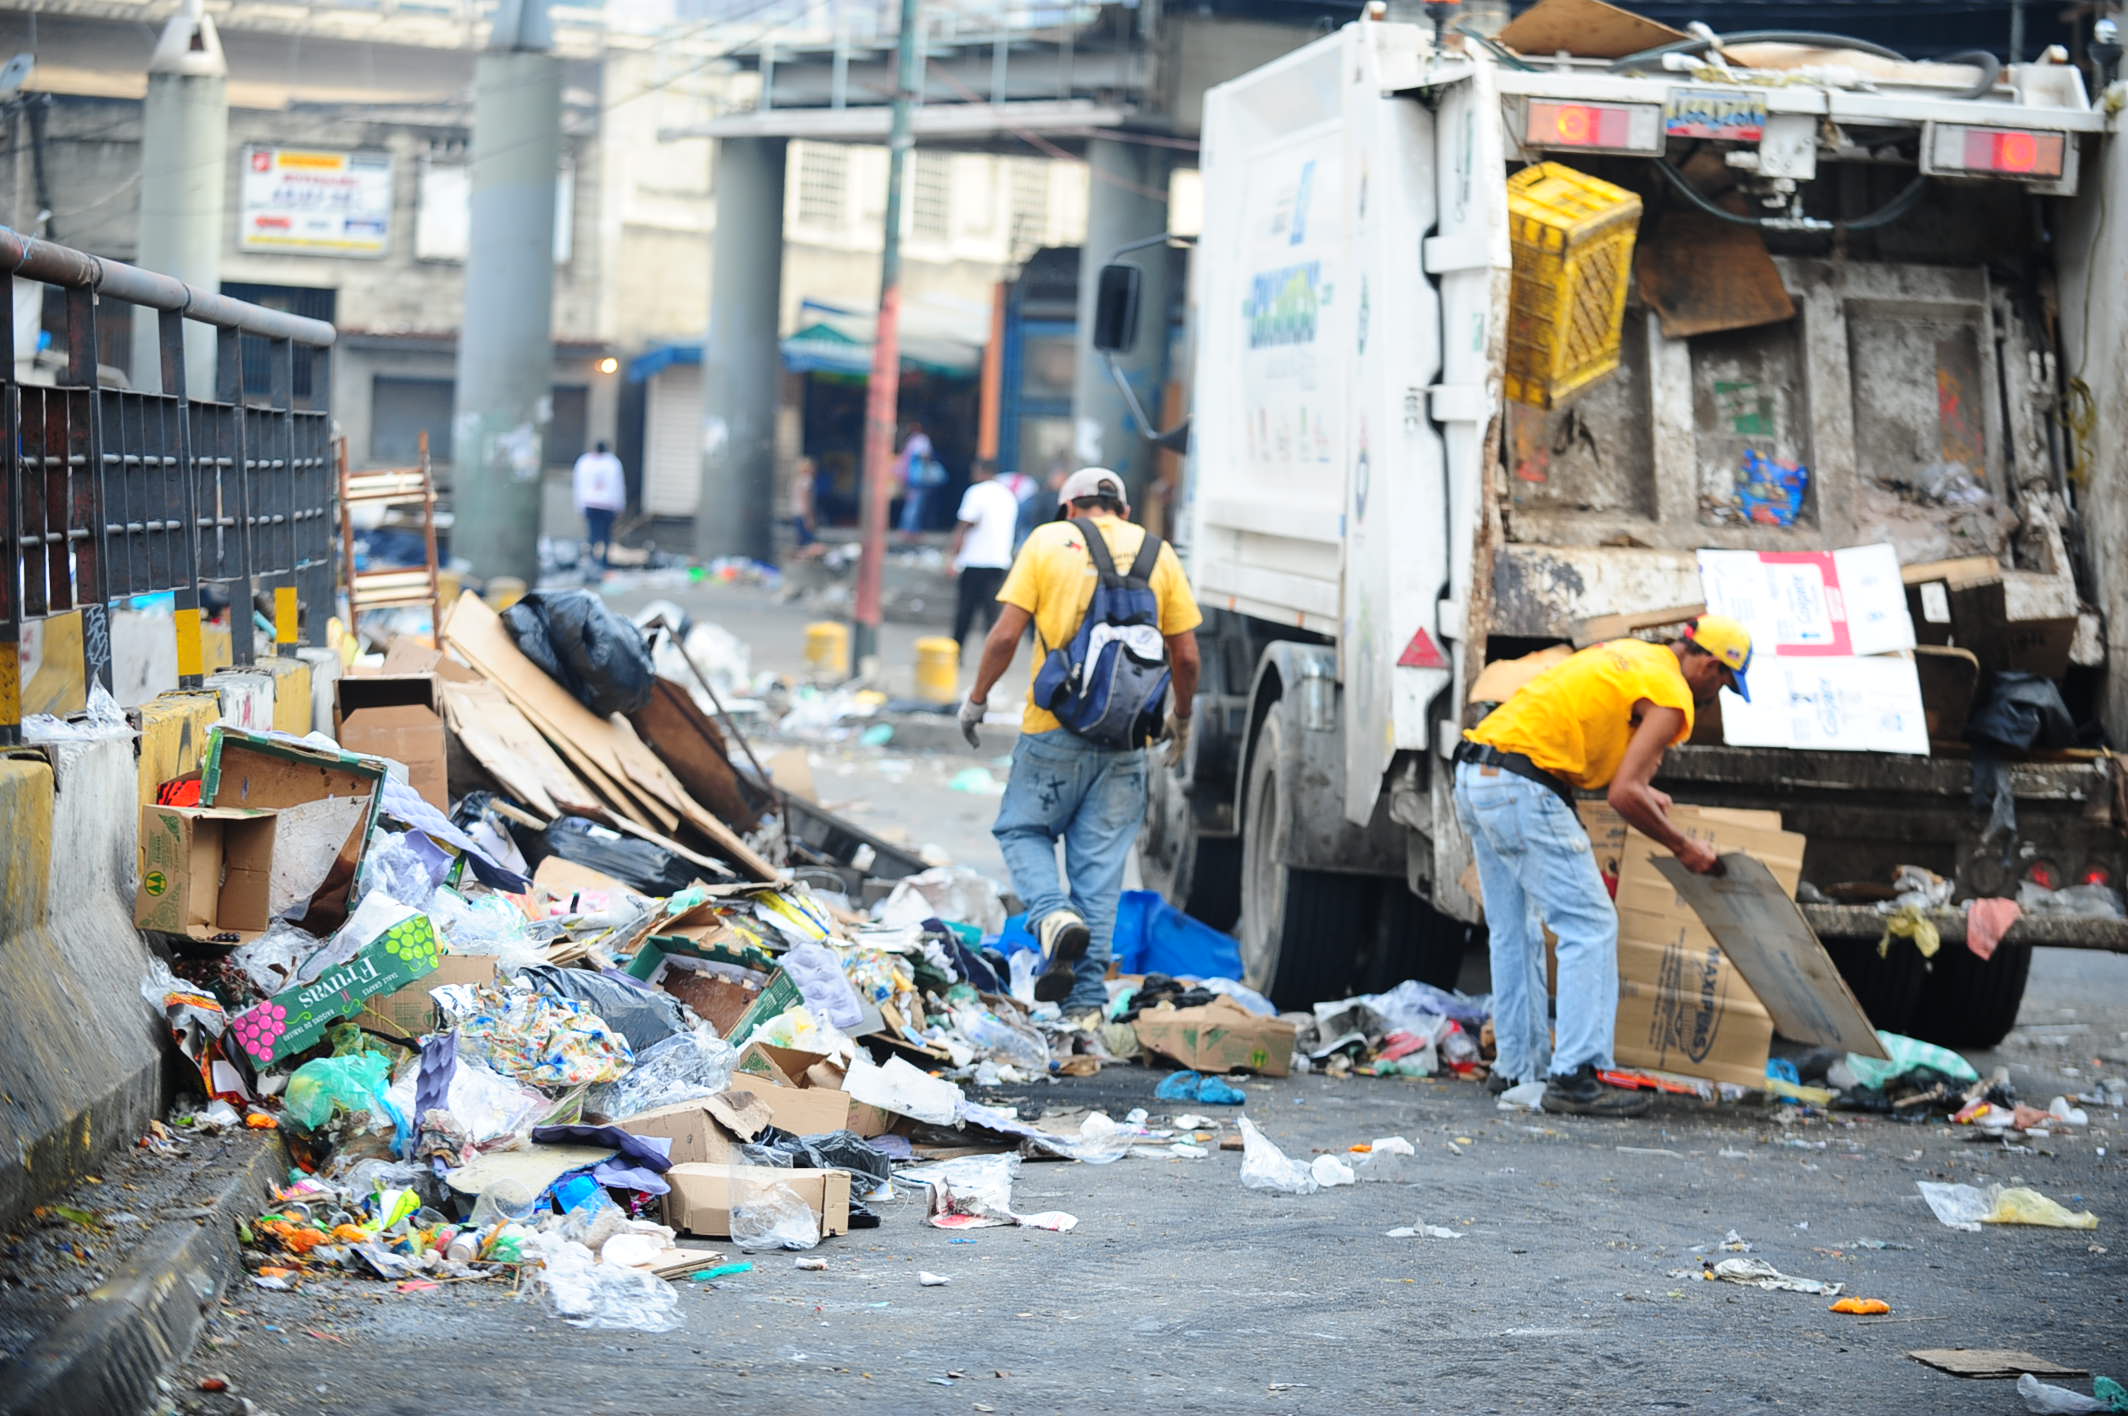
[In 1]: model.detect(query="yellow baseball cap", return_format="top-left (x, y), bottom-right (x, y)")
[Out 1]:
top-left (1687, 614), bottom-right (1754, 701)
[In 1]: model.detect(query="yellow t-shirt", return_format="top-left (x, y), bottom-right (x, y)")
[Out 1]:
top-left (1466, 638), bottom-right (1695, 790)
top-left (998, 514), bottom-right (1204, 734)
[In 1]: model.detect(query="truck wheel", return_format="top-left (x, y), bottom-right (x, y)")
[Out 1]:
top-left (1914, 942), bottom-right (2034, 1050)
top-left (1822, 936), bottom-right (1926, 1036)
top-left (1365, 883), bottom-right (1470, 993)
top-left (1239, 700), bottom-right (1376, 1007)
top-left (1139, 757), bottom-right (1242, 931)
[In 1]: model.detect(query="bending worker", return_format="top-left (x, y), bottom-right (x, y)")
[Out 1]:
top-left (1452, 617), bottom-right (1753, 1118)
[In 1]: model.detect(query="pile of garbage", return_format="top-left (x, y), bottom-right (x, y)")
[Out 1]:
top-left (131, 590), bottom-right (1391, 1333)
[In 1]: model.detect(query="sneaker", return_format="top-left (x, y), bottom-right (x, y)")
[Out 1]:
top-left (1033, 910), bottom-right (1091, 1004)
top-left (1542, 1063), bottom-right (1653, 1118)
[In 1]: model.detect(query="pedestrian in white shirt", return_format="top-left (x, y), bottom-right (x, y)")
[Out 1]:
top-left (572, 440), bottom-right (625, 567)
top-left (949, 457), bottom-right (1020, 658)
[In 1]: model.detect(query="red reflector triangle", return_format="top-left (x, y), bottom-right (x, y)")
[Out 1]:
top-left (1398, 627), bottom-right (1448, 669)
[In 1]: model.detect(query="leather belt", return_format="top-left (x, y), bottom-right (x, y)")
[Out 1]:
top-left (1454, 741), bottom-right (1576, 809)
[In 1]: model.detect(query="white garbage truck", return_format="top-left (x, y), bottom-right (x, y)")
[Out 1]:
top-left (1095, 11), bottom-right (2128, 1046)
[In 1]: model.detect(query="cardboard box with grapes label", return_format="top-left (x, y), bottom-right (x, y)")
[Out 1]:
top-left (227, 903), bottom-right (441, 1068)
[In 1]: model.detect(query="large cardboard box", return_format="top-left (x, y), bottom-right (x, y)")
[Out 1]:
top-left (725, 1072), bottom-right (857, 1137)
top-left (662, 1162), bottom-right (851, 1240)
top-left (1133, 996), bottom-right (1296, 1077)
top-left (618, 1097), bottom-right (753, 1167)
top-left (135, 804), bottom-right (278, 941)
top-left (203, 729), bottom-right (387, 933)
top-left (1611, 807), bottom-right (1802, 1089)
top-left (335, 674), bottom-right (449, 811)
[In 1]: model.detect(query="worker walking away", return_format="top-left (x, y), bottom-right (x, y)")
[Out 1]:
top-left (949, 458), bottom-right (1018, 661)
top-left (959, 468), bottom-right (1202, 1021)
top-left (1453, 618), bottom-right (1753, 1117)
top-left (571, 439), bottom-right (626, 568)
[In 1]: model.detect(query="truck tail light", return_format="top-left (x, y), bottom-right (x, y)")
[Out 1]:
top-left (1924, 123), bottom-right (2068, 181)
top-left (1521, 100), bottom-right (1663, 156)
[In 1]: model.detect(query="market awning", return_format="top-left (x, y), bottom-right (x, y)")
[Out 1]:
top-left (626, 298), bottom-right (986, 383)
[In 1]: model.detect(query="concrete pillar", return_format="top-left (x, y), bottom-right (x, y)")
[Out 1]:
top-left (697, 135), bottom-right (787, 564)
top-left (131, 4), bottom-right (226, 396)
top-left (451, 0), bottom-right (563, 584)
top-left (1071, 137), bottom-right (1171, 504)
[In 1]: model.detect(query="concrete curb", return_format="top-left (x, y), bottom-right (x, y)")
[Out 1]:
top-left (0, 1132), bottom-right (282, 1416)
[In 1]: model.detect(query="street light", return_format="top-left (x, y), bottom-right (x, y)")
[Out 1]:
top-left (596, 355), bottom-right (619, 374)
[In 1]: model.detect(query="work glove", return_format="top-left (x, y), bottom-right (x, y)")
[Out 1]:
top-left (958, 694), bottom-right (987, 750)
top-left (1163, 711), bottom-right (1192, 770)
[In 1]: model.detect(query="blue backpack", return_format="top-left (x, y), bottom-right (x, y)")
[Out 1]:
top-left (1032, 529), bottom-right (1171, 749)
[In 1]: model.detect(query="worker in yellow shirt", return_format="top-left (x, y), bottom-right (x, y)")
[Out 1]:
top-left (1454, 617), bottom-right (1753, 1117)
top-left (958, 469), bottom-right (1203, 1021)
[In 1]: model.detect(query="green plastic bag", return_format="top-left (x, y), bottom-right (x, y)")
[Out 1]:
top-left (1845, 1030), bottom-right (1979, 1090)
top-left (284, 1051), bottom-right (405, 1138)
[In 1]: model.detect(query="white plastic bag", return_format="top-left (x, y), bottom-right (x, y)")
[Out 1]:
top-left (1237, 1117), bottom-right (1319, 1195)
top-left (2017, 1374), bottom-right (2112, 1415)
top-left (533, 1233), bottom-right (683, 1332)
top-left (1310, 1154), bottom-right (1356, 1187)
top-left (729, 1182), bottom-right (821, 1252)
top-left (1917, 1180), bottom-right (1990, 1232)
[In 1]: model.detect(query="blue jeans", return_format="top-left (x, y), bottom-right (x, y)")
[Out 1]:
top-left (992, 729), bottom-right (1148, 1011)
top-left (898, 485), bottom-right (931, 533)
top-left (1451, 761), bottom-right (1620, 1083)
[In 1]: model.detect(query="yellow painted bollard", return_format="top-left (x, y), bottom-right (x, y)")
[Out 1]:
top-left (914, 635), bottom-right (960, 705)
top-left (484, 576), bottom-right (527, 613)
top-left (806, 621), bottom-right (851, 679)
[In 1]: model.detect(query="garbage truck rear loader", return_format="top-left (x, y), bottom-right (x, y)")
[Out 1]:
top-left (1115, 15), bottom-right (2128, 1047)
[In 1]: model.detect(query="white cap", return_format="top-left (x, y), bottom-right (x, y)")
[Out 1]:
top-left (1057, 467), bottom-right (1127, 510)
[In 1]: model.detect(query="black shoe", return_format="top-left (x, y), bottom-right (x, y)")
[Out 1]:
top-left (1033, 911), bottom-right (1091, 1004)
top-left (1485, 1070), bottom-right (1518, 1096)
top-left (1542, 1064), bottom-right (1652, 1117)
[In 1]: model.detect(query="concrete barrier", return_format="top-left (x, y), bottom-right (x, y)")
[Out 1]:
top-left (0, 735), bottom-right (165, 1225)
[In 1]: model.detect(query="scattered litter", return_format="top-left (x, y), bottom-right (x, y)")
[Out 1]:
top-left (1309, 1154), bottom-right (1356, 1188)
top-left (1497, 1081), bottom-right (1546, 1111)
top-left (794, 1257), bottom-right (828, 1271)
top-left (1918, 1181), bottom-right (1991, 1232)
top-left (1154, 1071), bottom-right (1247, 1105)
top-left (1386, 1222), bottom-right (1461, 1240)
top-left (1829, 1298), bottom-right (1891, 1315)
top-left (919, 1271), bottom-right (951, 1286)
top-left (1986, 1187), bottom-right (2101, 1230)
top-left (2016, 1374), bottom-right (2128, 1415)
top-left (690, 1263), bottom-right (753, 1281)
top-left (1699, 1257), bottom-right (1842, 1296)
top-left (1235, 1117), bottom-right (1318, 1196)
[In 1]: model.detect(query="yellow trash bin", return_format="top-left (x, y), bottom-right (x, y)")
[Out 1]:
top-left (806, 621), bottom-right (851, 679)
top-left (914, 636), bottom-right (960, 704)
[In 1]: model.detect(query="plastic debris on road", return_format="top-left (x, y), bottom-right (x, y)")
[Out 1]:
top-left (1386, 1222), bottom-right (1461, 1239)
top-left (1698, 1257), bottom-right (1843, 1296)
top-left (1236, 1117), bottom-right (1319, 1195)
top-left (2019, 1374), bottom-right (2128, 1415)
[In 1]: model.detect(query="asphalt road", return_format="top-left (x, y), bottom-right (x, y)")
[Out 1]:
top-left (178, 1063), bottom-right (2124, 1416)
top-left (166, 577), bottom-right (2128, 1414)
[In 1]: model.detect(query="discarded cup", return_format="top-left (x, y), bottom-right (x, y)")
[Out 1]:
top-left (919, 1271), bottom-right (951, 1287)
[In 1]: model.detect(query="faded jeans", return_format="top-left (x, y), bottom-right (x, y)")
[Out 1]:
top-left (1451, 761), bottom-right (1620, 1083)
top-left (992, 729), bottom-right (1149, 1012)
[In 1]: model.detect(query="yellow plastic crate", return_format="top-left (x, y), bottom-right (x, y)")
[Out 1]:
top-left (1504, 162), bottom-right (1643, 409)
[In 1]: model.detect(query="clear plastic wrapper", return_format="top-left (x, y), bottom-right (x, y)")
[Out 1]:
top-left (427, 887), bottom-right (544, 970)
top-left (1236, 1117), bottom-right (1318, 1195)
top-left (358, 831), bottom-right (446, 912)
top-left (532, 1232), bottom-right (684, 1332)
top-left (584, 1028), bottom-right (735, 1119)
top-left (385, 1056), bottom-right (546, 1149)
top-left (729, 1181), bottom-right (821, 1252)
top-left (229, 919), bottom-right (326, 995)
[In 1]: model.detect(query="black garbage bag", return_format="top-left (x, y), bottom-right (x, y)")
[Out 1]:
top-left (1967, 671), bottom-right (2076, 752)
top-left (541, 815), bottom-right (703, 894)
top-left (501, 589), bottom-right (655, 717)
top-left (738, 1126), bottom-right (896, 1190)
top-left (520, 964), bottom-right (687, 1052)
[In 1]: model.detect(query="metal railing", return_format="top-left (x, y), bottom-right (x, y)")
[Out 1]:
top-left (1, 228), bottom-right (337, 746)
